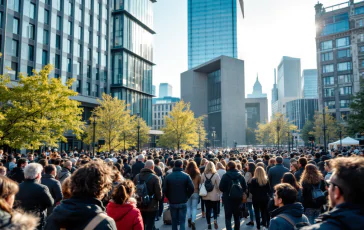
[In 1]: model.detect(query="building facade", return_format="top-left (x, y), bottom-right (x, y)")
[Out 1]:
top-left (315, 0), bottom-right (362, 121)
top-left (247, 75), bottom-right (267, 98)
top-left (245, 97), bottom-right (268, 144)
top-left (301, 69), bottom-right (318, 99)
top-left (152, 96), bottom-right (180, 130)
top-left (188, 0), bottom-right (244, 69)
top-left (181, 56), bottom-right (246, 147)
top-left (271, 68), bottom-right (279, 119)
top-left (159, 83), bottom-right (172, 98)
top-left (285, 99), bottom-right (318, 130)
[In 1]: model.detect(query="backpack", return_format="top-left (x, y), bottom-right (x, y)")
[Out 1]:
top-left (204, 173), bottom-right (215, 192)
top-left (311, 181), bottom-right (325, 206)
top-left (227, 174), bottom-right (244, 199)
top-left (277, 214), bottom-right (310, 229)
top-left (136, 174), bottom-right (153, 208)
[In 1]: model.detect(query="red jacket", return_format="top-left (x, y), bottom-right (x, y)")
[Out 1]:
top-left (106, 201), bottom-right (143, 230)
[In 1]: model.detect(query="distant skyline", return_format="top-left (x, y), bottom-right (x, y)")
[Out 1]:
top-left (152, 0), bottom-right (342, 116)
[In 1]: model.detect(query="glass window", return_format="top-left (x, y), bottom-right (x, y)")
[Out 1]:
top-left (323, 76), bottom-right (334, 85)
top-left (43, 30), bottom-right (49, 45)
top-left (87, 48), bottom-right (91, 61)
top-left (0, 12), bottom-right (2, 28)
top-left (29, 3), bottom-right (35, 19)
top-left (42, 50), bottom-right (48, 65)
top-left (56, 34), bottom-right (61, 49)
top-left (337, 62), bottom-right (352, 71)
top-left (11, 62), bottom-right (18, 79)
top-left (340, 100), bottom-right (351, 108)
top-left (44, 10), bottom-right (49, 24)
top-left (356, 6), bottom-right (364, 15)
top-left (57, 16), bottom-right (62, 30)
top-left (10, 40), bottom-right (18, 56)
top-left (28, 24), bottom-right (35, 39)
top-left (67, 39), bottom-right (71, 53)
top-left (338, 74), bottom-right (351, 83)
top-left (76, 79), bottom-right (81, 93)
top-left (325, 101), bottom-right (335, 109)
top-left (67, 21), bottom-right (72, 35)
top-left (324, 88), bottom-right (335, 97)
top-left (337, 49), bottom-right (351, 58)
top-left (28, 45), bottom-right (34, 61)
top-left (321, 52), bottom-right (333, 62)
top-left (87, 65), bottom-right (91, 78)
top-left (27, 66), bottom-right (33, 76)
top-left (8, 0), bottom-right (20, 12)
top-left (322, 64), bottom-right (334, 73)
top-left (12, 18), bottom-right (19, 34)
top-left (339, 86), bottom-right (352, 95)
top-left (360, 46), bottom-right (364, 52)
top-left (55, 54), bottom-right (60, 69)
top-left (67, 58), bottom-right (71, 72)
top-left (336, 37), bottom-right (350, 48)
top-left (320, 40), bottom-right (332, 51)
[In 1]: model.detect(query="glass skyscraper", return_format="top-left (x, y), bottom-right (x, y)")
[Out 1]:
top-left (301, 69), bottom-right (318, 99)
top-left (188, 0), bottom-right (244, 69)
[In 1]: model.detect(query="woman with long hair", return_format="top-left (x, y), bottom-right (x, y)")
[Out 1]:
top-left (300, 164), bottom-right (326, 224)
top-left (200, 161), bottom-right (221, 230)
top-left (0, 176), bottom-right (38, 229)
top-left (249, 166), bottom-right (271, 230)
top-left (107, 179), bottom-right (143, 230)
top-left (281, 172), bottom-right (302, 202)
top-left (244, 162), bottom-right (256, 226)
top-left (266, 158), bottom-right (276, 173)
top-left (185, 161), bottom-right (201, 230)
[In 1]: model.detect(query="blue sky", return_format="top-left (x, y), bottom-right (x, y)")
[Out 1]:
top-left (152, 0), bottom-right (343, 105)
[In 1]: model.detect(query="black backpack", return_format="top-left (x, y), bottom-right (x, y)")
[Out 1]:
top-left (136, 174), bottom-right (153, 208)
top-left (204, 173), bottom-right (215, 192)
top-left (227, 174), bottom-right (243, 199)
top-left (311, 181), bottom-right (325, 206)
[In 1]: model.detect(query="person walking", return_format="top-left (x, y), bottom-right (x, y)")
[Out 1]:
top-left (132, 155), bottom-right (145, 179)
top-left (185, 161), bottom-right (201, 230)
top-left (268, 157), bottom-right (289, 191)
top-left (9, 158), bottom-right (27, 183)
top-left (249, 166), bottom-right (271, 230)
top-left (244, 162), bottom-right (256, 226)
top-left (41, 165), bottom-right (63, 215)
top-left (295, 158), bottom-right (307, 182)
top-left (201, 162), bottom-right (221, 230)
top-left (163, 159), bottom-right (194, 230)
top-left (281, 172), bottom-right (302, 202)
top-left (219, 161), bottom-right (247, 230)
top-left (57, 160), bottom-right (72, 184)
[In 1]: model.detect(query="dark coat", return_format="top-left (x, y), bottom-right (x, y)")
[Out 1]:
top-left (249, 178), bottom-right (271, 203)
top-left (301, 203), bottom-right (364, 230)
top-left (122, 163), bottom-right (132, 178)
top-left (194, 154), bottom-right (202, 167)
top-left (131, 161), bottom-right (145, 179)
top-left (269, 203), bottom-right (310, 230)
top-left (295, 168), bottom-right (304, 182)
top-left (57, 167), bottom-right (71, 184)
top-left (9, 167), bottom-right (25, 183)
top-left (41, 174), bottom-right (63, 214)
top-left (133, 168), bottom-right (162, 212)
top-left (45, 196), bottom-right (116, 230)
top-left (268, 164), bottom-right (290, 190)
top-left (219, 169), bottom-right (247, 203)
top-left (301, 180), bottom-right (326, 209)
top-left (283, 158), bottom-right (291, 169)
top-left (163, 167), bottom-right (194, 204)
top-left (15, 179), bottom-right (54, 230)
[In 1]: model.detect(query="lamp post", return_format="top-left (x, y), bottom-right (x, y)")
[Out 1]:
top-left (339, 128), bottom-right (342, 150)
top-left (92, 113), bottom-right (96, 157)
top-left (211, 127), bottom-right (216, 149)
top-left (276, 123), bottom-right (281, 151)
top-left (137, 113), bottom-right (141, 153)
top-left (322, 108), bottom-right (327, 154)
top-left (287, 132), bottom-right (290, 152)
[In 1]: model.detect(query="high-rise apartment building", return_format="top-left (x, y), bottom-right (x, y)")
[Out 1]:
top-left (159, 83), bottom-right (172, 98)
top-left (315, 0), bottom-right (362, 121)
top-left (152, 97), bottom-right (180, 130)
top-left (188, 0), bottom-right (244, 69)
top-left (301, 69), bottom-right (318, 99)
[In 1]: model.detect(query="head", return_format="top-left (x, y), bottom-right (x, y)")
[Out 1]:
top-left (324, 159), bottom-right (332, 172)
top-left (112, 180), bottom-right (135, 205)
top-left (174, 159), bottom-right (183, 169)
top-left (247, 162), bottom-right (256, 176)
top-left (17, 158), bottom-right (28, 168)
top-left (61, 177), bottom-right (72, 199)
top-left (137, 154), bottom-right (144, 162)
top-left (274, 183), bottom-right (298, 208)
top-left (226, 161), bottom-right (236, 171)
top-left (290, 162), bottom-right (299, 173)
top-left (269, 158), bottom-right (277, 166)
top-left (216, 162), bottom-right (225, 170)
top-left (276, 157), bottom-right (283, 164)
top-left (44, 164), bottom-right (57, 177)
top-left (281, 172), bottom-right (301, 191)
top-left (0, 176), bottom-right (19, 214)
top-left (71, 161), bottom-right (113, 200)
top-left (283, 153), bottom-right (288, 159)
top-left (64, 160), bottom-right (72, 170)
top-left (328, 157), bottom-right (364, 208)
top-left (28, 154), bottom-right (34, 162)
top-left (24, 163), bottom-right (43, 182)
top-left (38, 159), bottom-right (48, 168)
top-left (185, 161), bottom-right (200, 180)
top-left (254, 166), bottom-right (268, 186)
top-left (298, 157), bottom-right (307, 169)
top-left (300, 164), bottom-right (323, 185)
top-left (204, 161), bottom-right (217, 174)
top-left (0, 166), bottom-right (7, 176)
top-left (144, 160), bottom-right (154, 170)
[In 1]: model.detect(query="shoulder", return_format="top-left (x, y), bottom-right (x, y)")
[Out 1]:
top-left (301, 221), bottom-right (341, 230)
top-left (97, 213), bottom-right (117, 230)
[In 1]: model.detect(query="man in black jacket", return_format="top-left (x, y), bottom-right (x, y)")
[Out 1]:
top-left (9, 158), bottom-right (27, 183)
top-left (122, 158), bottom-right (132, 179)
top-left (219, 161), bottom-right (247, 230)
top-left (294, 157), bottom-right (307, 182)
top-left (15, 163), bottom-right (54, 230)
top-left (268, 157), bottom-right (289, 191)
top-left (163, 159), bottom-right (194, 230)
top-left (194, 152), bottom-right (202, 167)
top-left (41, 164), bottom-right (63, 215)
top-left (133, 160), bottom-right (162, 230)
top-left (132, 154), bottom-right (145, 179)
top-left (302, 157), bottom-right (364, 230)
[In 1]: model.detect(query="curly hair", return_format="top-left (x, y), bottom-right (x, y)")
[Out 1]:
top-left (300, 164), bottom-right (323, 185)
top-left (71, 161), bottom-right (113, 199)
top-left (185, 161), bottom-right (200, 180)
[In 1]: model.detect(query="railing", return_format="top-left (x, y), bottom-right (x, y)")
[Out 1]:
top-left (324, 2), bottom-right (349, 12)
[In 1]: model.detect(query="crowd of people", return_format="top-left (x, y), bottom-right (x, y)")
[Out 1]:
top-left (0, 146), bottom-right (362, 230)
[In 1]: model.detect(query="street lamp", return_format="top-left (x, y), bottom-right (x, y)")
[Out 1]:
top-left (287, 132), bottom-right (290, 152)
top-left (339, 127), bottom-right (342, 151)
top-left (211, 127), bottom-right (216, 149)
top-left (322, 108), bottom-right (327, 154)
top-left (276, 123), bottom-right (281, 151)
top-left (92, 113), bottom-right (97, 157)
top-left (137, 113), bottom-right (141, 153)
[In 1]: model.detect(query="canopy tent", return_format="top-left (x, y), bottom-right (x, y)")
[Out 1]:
top-left (328, 137), bottom-right (359, 149)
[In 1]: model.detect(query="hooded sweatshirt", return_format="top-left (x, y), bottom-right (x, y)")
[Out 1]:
top-left (106, 200), bottom-right (143, 230)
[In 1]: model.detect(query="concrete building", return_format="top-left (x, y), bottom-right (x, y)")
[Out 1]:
top-left (245, 97), bottom-right (268, 144)
top-left (152, 97), bottom-right (180, 130)
top-left (181, 56), bottom-right (245, 147)
top-left (315, 0), bottom-right (363, 121)
top-left (301, 69), bottom-right (318, 99)
top-left (247, 75), bottom-right (267, 98)
top-left (188, 0), bottom-right (244, 69)
top-left (159, 83), bottom-right (172, 98)
top-left (286, 99), bottom-right (318, 130)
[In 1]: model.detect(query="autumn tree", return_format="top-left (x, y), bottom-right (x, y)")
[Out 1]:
top-left (348, 80), bottom-right (364, 135)
top-left (0, 65), bottom-right (84, 151)
top-left (159, 101), bottom-right (205, 150)
top-left (310, 107), bottom-right (342, 144)
top-left (301, 120), bottom-right (314, 145)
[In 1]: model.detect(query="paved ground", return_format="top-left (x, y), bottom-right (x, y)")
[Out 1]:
top-left (155, 203), bottom-right (259, 230)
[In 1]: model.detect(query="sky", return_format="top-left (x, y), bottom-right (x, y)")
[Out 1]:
top-left (152, 0), bottom-right (344, 111)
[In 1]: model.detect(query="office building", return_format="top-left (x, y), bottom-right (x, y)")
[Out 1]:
top-left (247, 75), bottom-right (267, 98)
top-left (301, 69), bottom-right (318, 99)
top-left (245, 97), bottom-right (268, 144)
top-left (181, 56), bottom-right (246, 147)
top-left (271, 69), bottom-right (279, 119)
top-left (286, 99), bottom-right (318, 130)
top-left (188, 0), bottom-right (244, 69)
top-left (152, 96), bottom-right (180, 130)
top-left (152, 85), bottom-right (156, 96)
top-left (159, 83), bottom-right (172, 98)
top-left (315, 0), bottom-right (362, 121)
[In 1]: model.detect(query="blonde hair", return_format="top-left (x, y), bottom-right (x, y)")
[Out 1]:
top-left (254, 166), bottom-right (268, 186)
top-left (216, 162), bottom-right (225, 170)
top-left (204, 162), bottom-right (217, 174)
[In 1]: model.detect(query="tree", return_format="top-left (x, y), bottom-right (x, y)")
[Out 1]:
top-left (85, 94), bottom-right (132, 152)
top-left (310, 107), bottom-right (340, 144)
top-left (129, 115), bottom-right (150, 149)
top-left (159, 101), bottom-right (204, 150)
top-left (0, 65), bottom-right (84, 151)
top-left (196, 116), bottom-right (207, 149)
top-left (301, 120), bottom-right (314, 145)
top-left (255, 122), bottom-right (273, 145)
top-left (348, 80), bottom-right (364, 135)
